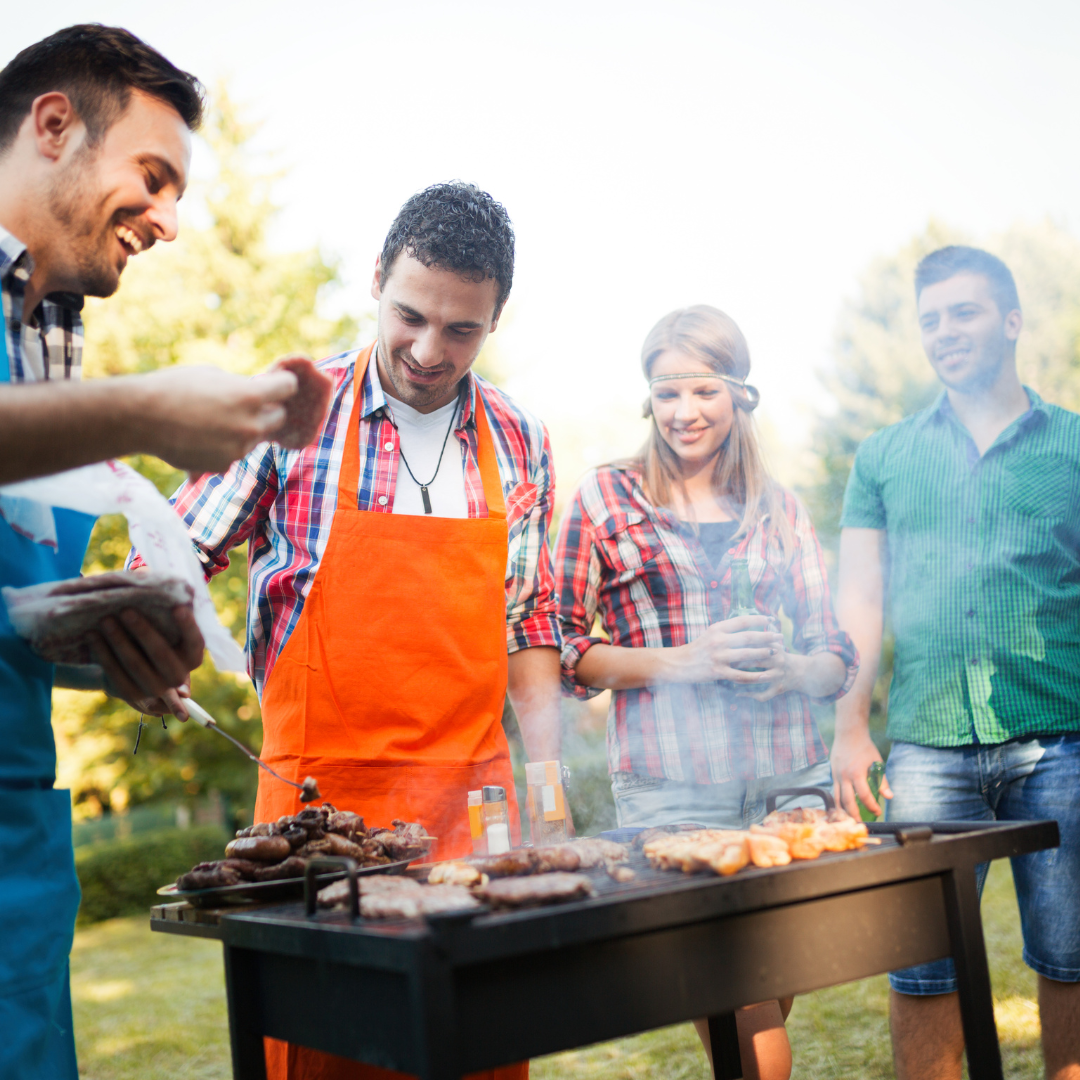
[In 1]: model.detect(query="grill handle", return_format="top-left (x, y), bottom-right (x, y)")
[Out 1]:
top-left (764, 787), bottom-right (835, 816)
top-left (304, 856), bottom-right (360, 919)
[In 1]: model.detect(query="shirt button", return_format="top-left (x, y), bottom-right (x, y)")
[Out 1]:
top-left (970, 658), bottom-right (979, 666)
top-left (967, 562), bottom-right (974, 571)
top-left (966, 609), bottom-right (976, 618)
top-left (378, 495), bottom-right (389, 506)
top-left (384, 441), bottom-right (394, 451)
top-left (710, 580), bottom-right (719, 589)
top-left (967, 517), bottom-right (976, 524)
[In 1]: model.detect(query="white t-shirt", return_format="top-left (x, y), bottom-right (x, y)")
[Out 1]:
top-left (388, 394), bottom-right (468, 518)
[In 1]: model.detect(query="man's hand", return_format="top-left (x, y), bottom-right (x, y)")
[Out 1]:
top-left (831, 730), bottom-right (893, 820)
top-left (128, 366), bottom-right (300, 474)
top-left (675, 616), bottom-right (783, 686)
top-left (833, 526), bottom-right (890, 820)
top-left (88, 603), bottom-right (204, 720)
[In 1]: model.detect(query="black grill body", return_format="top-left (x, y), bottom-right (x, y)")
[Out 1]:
top-left (151, 818), bottom-right (1057, 1080)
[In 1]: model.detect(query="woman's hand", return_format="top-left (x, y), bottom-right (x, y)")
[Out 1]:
top-left (741, 647), bottom-right (848, 703)
top-left (673, 616), bottom-right (784, 686)
top-left (739, 648), bottom-right (810, 702)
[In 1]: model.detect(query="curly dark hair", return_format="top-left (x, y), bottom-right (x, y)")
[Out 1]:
top-left (380, 182), bottom-right (515, 314)
top-left (0, 24), bottom-right (204, 154)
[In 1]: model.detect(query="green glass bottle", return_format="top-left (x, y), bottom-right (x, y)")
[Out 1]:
top-left (729, 557), bottom-right (764, 672)
top-left (729, 557), bottom-right (756, 617)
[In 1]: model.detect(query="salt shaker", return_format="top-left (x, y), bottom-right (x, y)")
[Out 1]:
top-left (482, 785), bottom-right (511, 854)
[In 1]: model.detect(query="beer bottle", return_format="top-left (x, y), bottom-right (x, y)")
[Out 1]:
top-left (729, 557), bottom-right (756, 617)
top-left (728, 557), bottom-right (764, 672)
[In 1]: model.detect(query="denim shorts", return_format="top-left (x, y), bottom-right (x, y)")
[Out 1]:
top-left (611, 760), bottom-right (834, 831)
top-left (885, 735), bottom-right (1080, 994)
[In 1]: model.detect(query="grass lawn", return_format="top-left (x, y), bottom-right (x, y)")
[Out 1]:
top-left (72, 860), bottom-right (1042, 1079)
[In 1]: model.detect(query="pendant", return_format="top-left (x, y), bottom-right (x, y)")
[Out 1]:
top-left (421, 485), bottom-right (432, 514)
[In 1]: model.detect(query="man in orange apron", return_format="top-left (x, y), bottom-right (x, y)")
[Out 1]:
top-left (148, 183), bottom-right (563, 1080)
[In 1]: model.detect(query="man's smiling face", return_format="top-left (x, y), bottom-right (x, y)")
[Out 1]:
top-left (47, 89), bottom-right (190, 298)
top-left (917, 271), bottom-right (1022, 394)
top-left (371, 254), bottom-right (501, 413)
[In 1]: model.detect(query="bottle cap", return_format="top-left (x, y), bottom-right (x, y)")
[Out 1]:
top-left (482, 785), bottom-right (507, 803)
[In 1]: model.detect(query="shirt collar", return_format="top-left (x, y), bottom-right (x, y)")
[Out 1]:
top-left (359, 342), bottom-right (478, 428)
top-left (0, 222), bottom-right (32, 284)
top-left (920, 385), bottom-right (1047, 428)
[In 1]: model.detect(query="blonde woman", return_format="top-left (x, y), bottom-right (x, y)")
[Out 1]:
top-left (554, 306), bottom-right (858, 1080)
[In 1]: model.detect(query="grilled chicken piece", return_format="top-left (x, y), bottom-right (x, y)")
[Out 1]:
top-left (746, 831), bottom-right (792, 868)
top-left (427, 861), bottom-right (485, 887)
top-left (643, 830), bottom-right (751, 875)
top-left (757, 806), bottom-right (871, 857)
top-left (476, 872), bottom-right (596, 909)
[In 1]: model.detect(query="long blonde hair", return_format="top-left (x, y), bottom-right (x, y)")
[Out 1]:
top-left (634, 305), bottom-right (793, 557)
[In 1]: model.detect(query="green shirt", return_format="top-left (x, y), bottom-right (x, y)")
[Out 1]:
top-left (841, 388), bottom-right (1080, 747)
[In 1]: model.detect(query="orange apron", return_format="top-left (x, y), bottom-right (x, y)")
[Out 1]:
top-left (258, 345), bottom-right (526, 1080)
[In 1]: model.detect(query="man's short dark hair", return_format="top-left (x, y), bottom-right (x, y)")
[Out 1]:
top-left (380, 182), bottom-right (515, 315)
top-left (0, 24), bottom-right (204, 154)
top-left (915, 245), bottom-right (1021, 316)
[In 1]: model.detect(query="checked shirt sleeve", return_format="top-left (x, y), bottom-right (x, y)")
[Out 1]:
top-left (553, 482), bottom-right (607, 700)
top-left (780, 492), bottom-right (859, 700)
top-left (126, 441), bottom-right (280, 577)
top-left (504, 423), bottom-right (561, 654)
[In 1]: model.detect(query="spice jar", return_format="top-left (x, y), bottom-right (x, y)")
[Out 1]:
top-left (468, 789), bottom-right (485, 854)
top-left (525, 760), bottom-right (568, 845)
top-left (482, 785), bottom-right (511, 854)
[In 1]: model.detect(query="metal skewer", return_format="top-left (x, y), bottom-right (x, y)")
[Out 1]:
top-left (183, 698), bottom-right (322, 802)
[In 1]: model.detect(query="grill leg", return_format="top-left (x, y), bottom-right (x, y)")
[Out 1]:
top-left (223, 945), bottom-right (269, 1080)
top-left (707, 1012), bottom-right (742, 1080)
top-left (943, 866), bottom-right (1003, 1080)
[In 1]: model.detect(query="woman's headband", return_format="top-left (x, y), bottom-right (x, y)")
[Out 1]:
top-left (648, 371), bottom-right (760, 410)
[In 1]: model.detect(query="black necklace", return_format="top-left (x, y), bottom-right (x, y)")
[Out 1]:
top-left (395, 396), bottom-right (460, 515)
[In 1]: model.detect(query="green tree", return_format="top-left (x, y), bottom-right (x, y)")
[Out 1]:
top-left (55, 87), bottom-right (362, 825)
top-left (801, 219), bottom-right (1080, 742)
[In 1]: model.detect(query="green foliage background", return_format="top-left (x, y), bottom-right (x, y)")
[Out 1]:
top-left (54, 87), bottom-right (361, 825)
top-left (75, 825), bottom-right (229, 925)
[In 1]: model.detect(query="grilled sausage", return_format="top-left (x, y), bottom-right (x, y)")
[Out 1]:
top-left (250, 856), bottom-right (307, 881)
top-left (224, 835), bottom-right (292, 862)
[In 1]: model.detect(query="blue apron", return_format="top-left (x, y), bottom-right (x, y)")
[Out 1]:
top-left (0, 303), bottom-right (95, 1078)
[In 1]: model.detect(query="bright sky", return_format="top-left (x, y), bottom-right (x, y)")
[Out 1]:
top-left (7, 1), bottom-right (1080, 491)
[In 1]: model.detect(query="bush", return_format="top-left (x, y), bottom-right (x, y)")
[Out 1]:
top-left (75, 825), bottom-right (230, 925)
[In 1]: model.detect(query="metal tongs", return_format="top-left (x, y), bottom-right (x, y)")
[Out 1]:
top-left (182, 698), bottom-right (322, 803)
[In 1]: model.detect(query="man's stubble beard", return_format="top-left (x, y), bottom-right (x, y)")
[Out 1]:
top-left (377, 332), bottom-right (466, 411)
top-left (46, 146), bottom-right (122, 299)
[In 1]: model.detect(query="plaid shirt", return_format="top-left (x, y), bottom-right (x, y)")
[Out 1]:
top-left (0, 225), bottom-right (83, 383)
top-left (841, 388), bottom-right (1080, 747)
top-left (131, 347), bottom-right (560, 694)
top-left (555, 464), bottom-right (858, 784)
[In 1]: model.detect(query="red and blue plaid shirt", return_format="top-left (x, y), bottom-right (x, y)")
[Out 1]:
top-left (131, 347), bottom-right (561, 694)
top-left (554, 464), bottom-right (858, 785)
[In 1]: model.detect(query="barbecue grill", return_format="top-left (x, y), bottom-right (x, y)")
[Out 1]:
top-left (151, 810), bottom-right (1057, 1080)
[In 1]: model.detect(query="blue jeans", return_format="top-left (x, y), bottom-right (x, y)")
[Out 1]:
top-left (611, 760), bottom-right (834, 830)
top-left (885, 735), bottom-right (1080, 994)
